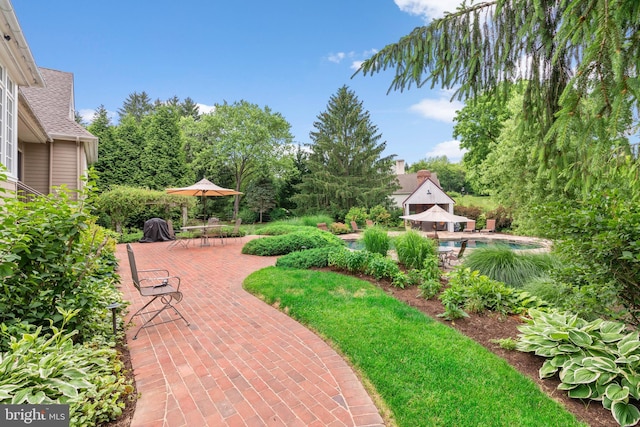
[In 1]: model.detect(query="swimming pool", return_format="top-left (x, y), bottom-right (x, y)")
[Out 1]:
top-left (345, 238), bottom-right (543, 250)
top-left (438, 239), bottom-right (543, 250)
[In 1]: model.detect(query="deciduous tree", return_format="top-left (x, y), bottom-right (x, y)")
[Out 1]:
top-left (356, 0), bottom-right (640, 187)
top-left (182, 100), bottom-right (294, 219)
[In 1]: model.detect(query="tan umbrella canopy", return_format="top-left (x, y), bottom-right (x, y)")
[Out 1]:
top-left (400, 205), bottom-right (470, 223)
top-left (400, 205), bottom-right (470, 238)
top-left (166, 178), bottom-right (242, 224)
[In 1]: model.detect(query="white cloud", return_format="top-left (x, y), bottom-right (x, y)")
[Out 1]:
top-left (327, 52), bottom-right (346, 63)
top-left (197, 103), bottom-right (215, 114)
top-left (425, 140), bottom-right (466, 162)
top-left (328, 49), bottom-right (378, 68)
top-left (350, 60), bottom-right (364, 71)
top-left (78, 108), bottom-right (116, 124)
top-left (394, 0), bottom-right (465, 20)
top-left (409, 96), bottom-right (463, 123)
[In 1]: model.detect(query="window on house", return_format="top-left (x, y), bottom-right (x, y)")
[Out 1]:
top-left (0, 65), bottom-right (17, 177)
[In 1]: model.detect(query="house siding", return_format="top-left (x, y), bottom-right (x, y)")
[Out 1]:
top-left (51, 140), bottom-right (78, 192)
top-left (22, 142), bottom-right (49, 194)
top-left (0, 178), bottom-right (15, 194)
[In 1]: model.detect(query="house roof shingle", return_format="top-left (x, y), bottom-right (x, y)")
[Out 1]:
top-left (20, 68), bottom-right (97, 162)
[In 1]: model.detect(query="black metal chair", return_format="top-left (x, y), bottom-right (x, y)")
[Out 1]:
top-left (126, 244), bottom-right (190, 339)
top-left (446, 239), bottom-right (469, 264)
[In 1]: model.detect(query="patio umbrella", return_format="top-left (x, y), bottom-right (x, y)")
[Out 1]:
top-left (400, 205), bottom-right (470, 238)
top-left (166, 178), bottom-right (242, 224)
top-left (400, 205), bottom-right (470, 223)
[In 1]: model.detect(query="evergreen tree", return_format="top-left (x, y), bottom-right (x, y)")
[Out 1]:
top-left (91, 107), bottom-right (146, 190)
top-left (294, 86), bottom-right (398, 218)
top-left (180, 97), bottom-right (200, 120)
top-left (74, 110), bottom-right (87, 126)
top-left (112, 115), bottom-right (145, 187)
top-left (88, 106), bottom-right (116, 190)
top-left (276, 145), bottom-right (309, 211)
top-left (139, 105), bottom-right (193, 190)
top-left (356, 0), bottom-right (640, 188)
top-left (118, 91), bottom-right (154, 122)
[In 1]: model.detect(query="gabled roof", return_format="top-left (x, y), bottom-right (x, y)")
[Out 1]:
top-left (403, 177), bottom-right (454, 206)
top-left (394, 171), bottom-right (441, 195)
top-left (20, 68), bottom-right (97, 162)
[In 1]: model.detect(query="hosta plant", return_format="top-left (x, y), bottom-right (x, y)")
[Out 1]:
top-left (517, 308), bottom-right (640, 426)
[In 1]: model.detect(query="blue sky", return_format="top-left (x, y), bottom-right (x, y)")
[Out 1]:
top-left (13, 0), bottom-right (466, 165)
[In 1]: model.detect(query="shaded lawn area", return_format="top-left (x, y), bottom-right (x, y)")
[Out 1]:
top-left (244, 267), bottom-right (585, 427)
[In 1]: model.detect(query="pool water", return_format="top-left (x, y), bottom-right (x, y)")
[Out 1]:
top-left (345, 238), bottom-right (542, 250)
top-left (437, 239), bottom-right (542, 250)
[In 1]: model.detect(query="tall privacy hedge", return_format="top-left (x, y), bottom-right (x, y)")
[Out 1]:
top-left (95, 185), bottom-right (195, 232)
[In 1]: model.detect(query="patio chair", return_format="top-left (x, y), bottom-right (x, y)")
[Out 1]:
top-left (126, 244), bottom-right (190, 339)
top-left (206, 217), bottom-right (226, 245)
top-left (317, 222), bottom-right (329, 231)
top-left (166, 220), bottom-right (189, 249)
top-left (350, 221), bottom-right (360, 232)
top-left (463, 220), bottom-right (476, 233)
top-left (481, 219), bottom-right (496, 233)
top-left (446, 239), bottom-right (468, 264)
top-left (366, 219), bottom-right (374, 227)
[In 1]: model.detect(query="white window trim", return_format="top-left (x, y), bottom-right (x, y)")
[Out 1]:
top-left (0, 65), bottom-right (18, 178)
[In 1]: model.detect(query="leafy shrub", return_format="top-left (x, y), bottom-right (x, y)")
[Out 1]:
top-left (95, 185), bottom-right (192, 232)
top-left (485, 205), bottom-right (513, 231)
top-left (118, 228), bottom-right (143, 243)
top-left (394, 231), bottom-right (436, 269)
top-left (238, 208), bottom-right (258, 224)
top-left (242, 229), bottom-right (344, 256)
top-left (453, 205), bottom-right (482, 221)
top-left (345, 207), bottom-right (368, 227)
top-left (490, 338), bottom-right (517, 350)
top-left (269, 207), bottom-right (290, 222)
top-left (517, 308), bottom-right (640, 427)
top-left (256, 224), bottom-right (311, 236)
top-left (0, 310), bottom-right (134, 427)
top-left (440, 268), bottom-right (549, 320)
top-left (364, 254), bottom-right (401, 280)
top-left (275, 247), bottom-right (337, 269)
top-left (0, 185), bottom-right (124, 344)
top-left (522, 275), bottom-right (569, 307)
top-left (419, 279), bottom-right (442, 299)
top-left (264, 215), bottom-right (334, 228)
top-left (329, 222), bottom-right (350, 234)
top-left (362, 227), bottom-right (390, 256)
top-left (368, 205), bottom-right (392, 227)
top-left (462, 245), bottom-right (560, 287)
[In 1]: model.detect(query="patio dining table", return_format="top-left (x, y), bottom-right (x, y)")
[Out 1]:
top-left (180, 224), bottom-right (226, 247)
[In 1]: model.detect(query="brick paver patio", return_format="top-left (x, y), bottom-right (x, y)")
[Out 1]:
top-left (116, 238), bottom-right (384, 427)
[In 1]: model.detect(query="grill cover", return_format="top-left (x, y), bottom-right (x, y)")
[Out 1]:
top-left (139, 218), bottom-right (174, 243)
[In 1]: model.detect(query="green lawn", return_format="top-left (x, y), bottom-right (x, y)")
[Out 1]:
top-left (454, 195), bottom-right (499, 211)
top-left (244, 267), bottom-right (585, 427)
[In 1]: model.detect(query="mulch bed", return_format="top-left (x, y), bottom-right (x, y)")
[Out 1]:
top-left (372, 276), bottom-right (617, 427)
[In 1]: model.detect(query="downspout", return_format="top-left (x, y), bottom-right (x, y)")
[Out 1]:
top-left (76, 136), bottom-right (81, 193)
top-left (48, 142), bottom-right (53, 194)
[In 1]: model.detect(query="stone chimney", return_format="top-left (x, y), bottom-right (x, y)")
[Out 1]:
top-left (395, 159), bottom-right (405, 175)
top-left (417, 170), bottom-right (431, 185)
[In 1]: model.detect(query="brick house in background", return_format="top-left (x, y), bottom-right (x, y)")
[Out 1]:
top-left (0, 0), bottom-right (97, 200)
